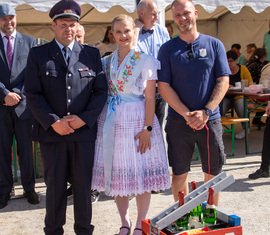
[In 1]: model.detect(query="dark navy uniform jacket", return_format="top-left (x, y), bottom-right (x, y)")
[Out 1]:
top-left (24, 39), bottom-right (108, 142)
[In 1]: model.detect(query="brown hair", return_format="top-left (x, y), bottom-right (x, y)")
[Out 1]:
top-left (102, 26), bottom-right (112, 44)
top-left (226, 50), bottom-right (238, 61)
top-left (247, 48), bottom-right (267, 65)
top-left (246, 43), bottom-right (257, 49)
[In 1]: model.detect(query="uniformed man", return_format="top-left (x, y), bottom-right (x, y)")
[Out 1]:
top-left (24, 0), bottom-right (108, 234)
top-left (67, 23), bottom-right (101, 205)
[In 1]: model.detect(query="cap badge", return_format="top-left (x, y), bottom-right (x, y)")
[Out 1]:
top-left (64, 9), bottom-right (73, 13)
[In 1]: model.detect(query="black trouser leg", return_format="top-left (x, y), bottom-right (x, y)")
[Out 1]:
top-left (0, 109), bottom-right (14, 196)
top-left (155, 90), bottom-right (166, 128)
top-left (41, 142), bottom-right (68, 235)
top-left (15, 117), bottom-right (35, 192)
top-left (252, 112), bottom-right (265, 130)
top-left (72, 142), bottom-right (95, 235)
top-left (261, 117), bottom-right (270, 172)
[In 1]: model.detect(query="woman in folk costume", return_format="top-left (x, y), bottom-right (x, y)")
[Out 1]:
top-left (91, 14), bottom-right (170, 235)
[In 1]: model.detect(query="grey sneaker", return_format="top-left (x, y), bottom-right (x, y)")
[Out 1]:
top-left (10, 186), bottom-right (15, 197)
top-left (91, 190), bottom-right (100, 204)
top-left (235, 130), bottom-right (245, 140)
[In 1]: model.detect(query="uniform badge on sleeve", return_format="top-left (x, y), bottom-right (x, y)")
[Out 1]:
top-left (78, 67), bottom-right (96, 76)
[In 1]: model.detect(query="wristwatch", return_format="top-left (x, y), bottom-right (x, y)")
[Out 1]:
top-left (204, 108), bottom-right (213, 116)
top-left (144, 125), bottom-right (153, 132)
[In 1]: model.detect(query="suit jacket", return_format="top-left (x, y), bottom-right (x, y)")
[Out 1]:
top-left (24, 40), bottom-right (108, 142)
top-left (0, 32), bottom-right (36, 119)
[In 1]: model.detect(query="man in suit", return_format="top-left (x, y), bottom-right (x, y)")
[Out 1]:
top-left (24, 0), bottom-right (107, 234)
top-left (135, 0), bottom-right (170, 195)
top-left (0, 4), bottom-right (39, 209)
top-left (135, 0), bottom-right (170, 129)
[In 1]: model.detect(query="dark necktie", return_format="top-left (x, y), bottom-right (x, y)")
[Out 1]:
top-left (5, 35), bottom-right (13, 68)
top-left (141, 28), bottom-right (154, 35)
top-left (62, 47), bottom-right (70, 64)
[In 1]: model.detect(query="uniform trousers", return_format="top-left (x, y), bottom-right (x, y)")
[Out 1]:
top-left (40, 141), bottom-right (95, 235)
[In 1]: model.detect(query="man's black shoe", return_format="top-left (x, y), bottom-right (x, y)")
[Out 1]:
top-left (23, 190), bottom-right (40, 205)
top-left (0, 194), bottom-right (10, 209)
top-left (248, 169), bottom-right (269, 179)
top-left (67, 185), bottom-right (73, 197)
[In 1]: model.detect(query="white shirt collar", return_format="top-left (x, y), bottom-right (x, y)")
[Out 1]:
top-left (55, 39), bottom-right (75, 51)
top-left (1, 30), bottom-right (17, 39)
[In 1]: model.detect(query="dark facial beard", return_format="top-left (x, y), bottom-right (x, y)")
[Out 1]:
top-left (176, 22), bottom-right (192, 34)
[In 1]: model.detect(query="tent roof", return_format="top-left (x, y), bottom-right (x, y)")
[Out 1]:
top-left (14, 4), bottom-right (137, 25)
top-left (3, 0), bottom-right (136, 13)
top-left (1, 0), bottom-right (269, 25)
top-left (1, 0), bottom-right (270, 14)
top-left (192, 0), bottom-right (270, 14)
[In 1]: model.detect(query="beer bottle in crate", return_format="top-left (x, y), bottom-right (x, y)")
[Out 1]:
top-left (189, 181), bottom-right (203, 228)
top-left (203, 187), bottom-right (217, 225)
top-left (176, 191), bottom-right (189, 231)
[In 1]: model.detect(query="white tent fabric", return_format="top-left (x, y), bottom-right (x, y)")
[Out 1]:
top-left (0, 0), bottom-right (136, 13)
top-left (193, 0), bottom-right (270, 13)
top-left (2, 0), bottom-right (269, 13)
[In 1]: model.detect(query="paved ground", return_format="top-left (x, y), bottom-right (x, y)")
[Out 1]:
top-left (0, 124), bottom-right (269, 235)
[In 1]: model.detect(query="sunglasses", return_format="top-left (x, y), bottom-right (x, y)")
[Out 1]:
top-left (186, 43), bottom-right (195, 60)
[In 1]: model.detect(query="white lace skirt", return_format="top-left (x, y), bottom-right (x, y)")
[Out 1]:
top-left (91, 100), bottom-right (170, 197)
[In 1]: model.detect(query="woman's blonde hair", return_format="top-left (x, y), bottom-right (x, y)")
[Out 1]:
top-left (111, 14), bottom-right (135, 31)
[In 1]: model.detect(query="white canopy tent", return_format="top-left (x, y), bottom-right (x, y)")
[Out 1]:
top-left (3, 0), bottom-right (269, 13)
top-left (0, 0), bottom-right (269, 49)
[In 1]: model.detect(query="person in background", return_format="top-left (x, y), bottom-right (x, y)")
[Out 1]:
top-left (222, 50), bottom-right (253, 140)
top-left (166, 21), bottom-right (174, 38)
top-left (0, 3), bottom-right (39, 209)
top-left (75, 23), bottom-right (85, 44)
top-left (263, 20), bottom-right (270, 63)
top-left (91, 14), bottom-right (170, 235)
top-left (248, 102), bottom-right (270, 179)
top-left (260, 62), bottom-right (270, 88)
top-left (135, 0), bottom-right (170, 129)
top-left (95, 25), bottom-right (116, 57)
top-left (247, 48), bottom-right (267, 128)
top-left (247, 48), bottom-right (267, 84)
top-left (158, 0), bottom-right (230, 205)
top-left (243, 43), bottom-right (257, 65)
top-left (24, 0), bottom-right (108, 234)
top-left (231, 43), bottom-right (242, 62)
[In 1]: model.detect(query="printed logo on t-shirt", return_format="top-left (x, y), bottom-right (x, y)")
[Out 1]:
top-left (199, 48), bottom-right (207, 57)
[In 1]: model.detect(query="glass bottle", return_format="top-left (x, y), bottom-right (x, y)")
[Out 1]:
top-left (203, 187), bottom-right (217, 225)
top-left (176, 191), bottom-right (189, 231)
top-left (189, 181), bottom-right (203, 229)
